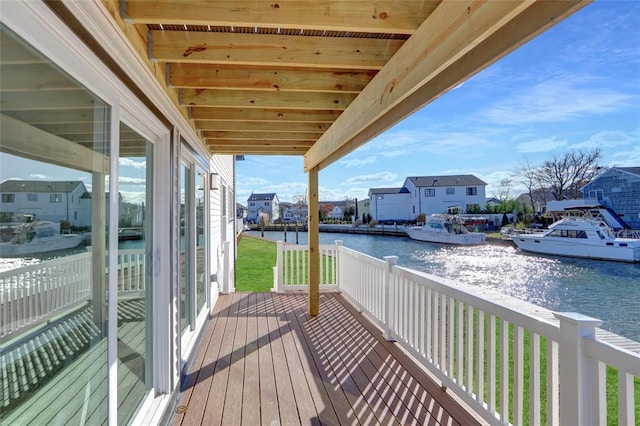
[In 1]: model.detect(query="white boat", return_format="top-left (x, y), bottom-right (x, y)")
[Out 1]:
top-left (0, 221), bottom-right (84, 257)
top-left (406, 214), bottom-right (486, 245)
top-left (511, 217), bottom-right (640, 262)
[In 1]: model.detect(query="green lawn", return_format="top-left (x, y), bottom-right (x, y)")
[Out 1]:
top-left (235, 235), bottom-right (276, 292)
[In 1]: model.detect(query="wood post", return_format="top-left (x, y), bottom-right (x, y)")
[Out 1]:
top-left (308, 166), bottom-right (319, 316)
top-left (383, 255), bottom-right (398, 341)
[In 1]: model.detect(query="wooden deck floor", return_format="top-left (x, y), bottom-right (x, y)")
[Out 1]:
top-left (171, 292), bottom-right (482, 426)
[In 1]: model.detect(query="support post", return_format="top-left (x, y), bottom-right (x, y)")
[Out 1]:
top-left (334, 240), bottom-right (343, 292)
top-left (383, 255), bottom-right (398, 341)
top-left (272, 240), bottom-right (284, 293)
top-left (308, 166), bottom-right (319, 316)
top-left (554, 312), bottom-right (602, 426)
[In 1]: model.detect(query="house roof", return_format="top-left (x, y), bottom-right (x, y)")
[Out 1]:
top-left (369, 187), bottom-right (408, 195)
top-left (0, 180), bottom-right (86, 193)
top-left (28, 1), bottom-right (588, 173)
top-left (247, 192), bottom-right (277, 201)
top-left (614, 167), bottom-right (640, 176)
top-left (406, 175), bottom-right (487, 187)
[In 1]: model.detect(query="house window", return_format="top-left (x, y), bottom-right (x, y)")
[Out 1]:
top-left (249, 202), bottom-right (255, 207)
top-left (2, 194), bottom-right (15, 203)
top-left (588, 189), bottom-right (604, 201)
top-left (424, 188), bottom-right (435, 197)
top-left (378, 195), bottom-right (384, 199)
top-left (27, 194), bottom-right (38, 201)
top-left (50, 194), bottom-right (63, 203)
top-left (446, 187), bottom-right (455, 195)
top-left (264, 202), bottom-right (269, 206)
top-left (466, 187), bottom-right (477, 196)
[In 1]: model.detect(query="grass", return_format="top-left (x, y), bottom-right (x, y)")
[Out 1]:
top-left (235, 235), bottom-right (639, 423)
top-left (235, 235), bottom-right (276, 292)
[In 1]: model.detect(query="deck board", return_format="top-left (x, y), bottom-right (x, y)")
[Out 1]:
top-left (171, 292), bottom-right (482, 426)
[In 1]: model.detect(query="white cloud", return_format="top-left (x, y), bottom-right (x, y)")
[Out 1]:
top-left (517, 137), bottom-right (568, 153)
top-left (119, 176), bottom-right (146, 185)
top-left (340, 156), bottom-right (377, 167)
top-left (482, 79), bottom-right (633, 125)
top-left (571, 129), bottom-right (639, 150)
top-left (240, 176), bottom-right (270, 186)
top-left (119, 158), bottom-right (146, 169)
top-left (344, 171), bottom-right (397, 185)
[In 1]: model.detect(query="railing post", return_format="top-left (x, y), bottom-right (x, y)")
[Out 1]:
top-left (554, 312), bottom-right (602, 426)
top-left (383, 255), bottom-right (398, 341)
top-left (334, 240), bottom-right (343, 292)
top-left (271, 241), bottom-right (284, 293)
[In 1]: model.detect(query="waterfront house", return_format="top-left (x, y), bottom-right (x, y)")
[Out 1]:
top-left (369, 187), bottom-right (412, 223)
top-left (0, 179), bottom-right (91, 227)
top-left (246, 192), bottom-right (279, 224)
top-left (4, 2), bottom-right (628, 425)
top-left (582, 166), bottom-right (640, 229)
top-left (281, 202), bottom-right (308, 223)
top-left (369, 175), bottom-right (488, 223)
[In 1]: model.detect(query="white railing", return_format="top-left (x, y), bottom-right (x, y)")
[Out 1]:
top-left (0, 252), bottom-right (92, 341)
top-left (116, 249), bottom-right (146, 293)
top-left (274, 241), bottom-right (640, 425)
top-left (272, 240), bottom-right (339, 292)
top-left (0, 249), bottom-right (146, 341)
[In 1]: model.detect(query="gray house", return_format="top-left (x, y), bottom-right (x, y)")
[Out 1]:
top-left (0, 180), bottom-right (91, 227)
top-left (582, 167), bottom-right (640, 229)
top-left (246, 192), bottom-right (279, 224)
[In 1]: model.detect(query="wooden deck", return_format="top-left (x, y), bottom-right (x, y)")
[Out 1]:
top-left (171, 292), bottom-right (482, 426)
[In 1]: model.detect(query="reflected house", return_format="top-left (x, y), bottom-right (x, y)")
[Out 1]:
top-left (0, 180), bottom-right (91, 227)
top-left (2, 2), bottom-right (626, 426)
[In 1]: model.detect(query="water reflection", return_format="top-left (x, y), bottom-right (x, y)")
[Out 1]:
top-left (249, 231), bottom-right (640, 341)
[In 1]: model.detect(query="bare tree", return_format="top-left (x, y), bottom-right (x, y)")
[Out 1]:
top-left (519, 160), bottom-right (545, 212)
top-left (292, 192), bottom-right (307, 206)
top-left (497, 177), bottom-right (515, 202)
top-left (538, 148), bottom-right (602, 200)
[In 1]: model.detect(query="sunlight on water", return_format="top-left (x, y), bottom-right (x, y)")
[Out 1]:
top-left (249, 230), bottom-right (640, 341)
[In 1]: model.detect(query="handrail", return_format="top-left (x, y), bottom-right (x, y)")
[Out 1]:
top-left (274, 241), bottom-right (640, 425)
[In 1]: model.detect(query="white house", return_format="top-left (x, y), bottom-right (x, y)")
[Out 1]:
top-left (0, 180), bottom-right (91, 227)
top-left (281, 203), bottom-right (308, 222)
top-left (369, 187), bottom-right (412, 223)
top-left (404, 175), bottom-right (487, 218)
top-left (246, 192), bottom-right (279, 223)
top-left (328, 205), bottom-right (344, 220)
top-left (369, 175), bottom-right (488, 222)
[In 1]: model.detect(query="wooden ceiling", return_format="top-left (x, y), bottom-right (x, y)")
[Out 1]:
top-left (100, 0), bottom-right (589, 171)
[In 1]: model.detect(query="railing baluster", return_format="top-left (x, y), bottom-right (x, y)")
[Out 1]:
top-left (476, 310), bottom-right (484, 403)
top-left (530, 332), bottom-right (541, 425)
top-left (487, 314), bottom-right (496, 414)
top-left (500, 318), bottom-right (509, 423)
top-left (513, 325), bottom-right (524, 425)
top-left (466, 305), bottom-right (473, 394)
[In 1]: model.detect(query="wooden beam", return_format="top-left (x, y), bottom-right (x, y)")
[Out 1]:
top-left (191, 107), bottom-right (341, 123)
top-left (150, 31), bottom-right (402, 70)
top-left (196, 121), bottom-right (330, 133)
top-left (208, 145), bottom-right (307, 155)
top-left (307, 166), bottom-right (320, 316)
top-left (202, 131), bottom-right (318, 141)
top-left (168, 63), bottom-right (376, 93)
top-left (205, 138), bottom-right (313, 147)
top-left (182, 89), bottom-right (355, 110)
top-left (123, 1), bottom-right (437, 34)
top-left (304, 0), bottom-right (590, 172)
top-left (0, 113), bottom-right (108, 173)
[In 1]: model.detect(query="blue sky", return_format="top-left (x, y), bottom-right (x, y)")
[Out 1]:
top-left (236, 1), bottom-right (640, 204)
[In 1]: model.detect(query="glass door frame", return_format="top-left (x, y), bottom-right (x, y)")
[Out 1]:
top-left (177, 142), bottom-right (210, 360)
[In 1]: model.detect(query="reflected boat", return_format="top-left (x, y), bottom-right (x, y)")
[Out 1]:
top-left (0, 221), bottom-right (84, 257)
top-left (118, 227), bottom-right (144, 240)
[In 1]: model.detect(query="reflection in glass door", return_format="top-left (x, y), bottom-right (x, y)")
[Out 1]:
top-left (178, 154), bottom-right (208, 344)
top-left (0, 24), bottom-right (110, 424)
top-left (179, 162), bottom-right (190, 332)
top-left (116, 123), bottom-right (153, 423)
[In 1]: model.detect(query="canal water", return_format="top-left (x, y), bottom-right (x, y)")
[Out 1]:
top-left (248, 230), bottom-right (640, 343)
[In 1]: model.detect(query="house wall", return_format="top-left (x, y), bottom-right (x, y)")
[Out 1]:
top-left (370, 192), bottom-right (412, 222)
top-left (582, 169), bottom-right (640, 229)
top-left (0, 3), bottom-right (237, 425)
top-left (405, 181), bottom-right (486, 217)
